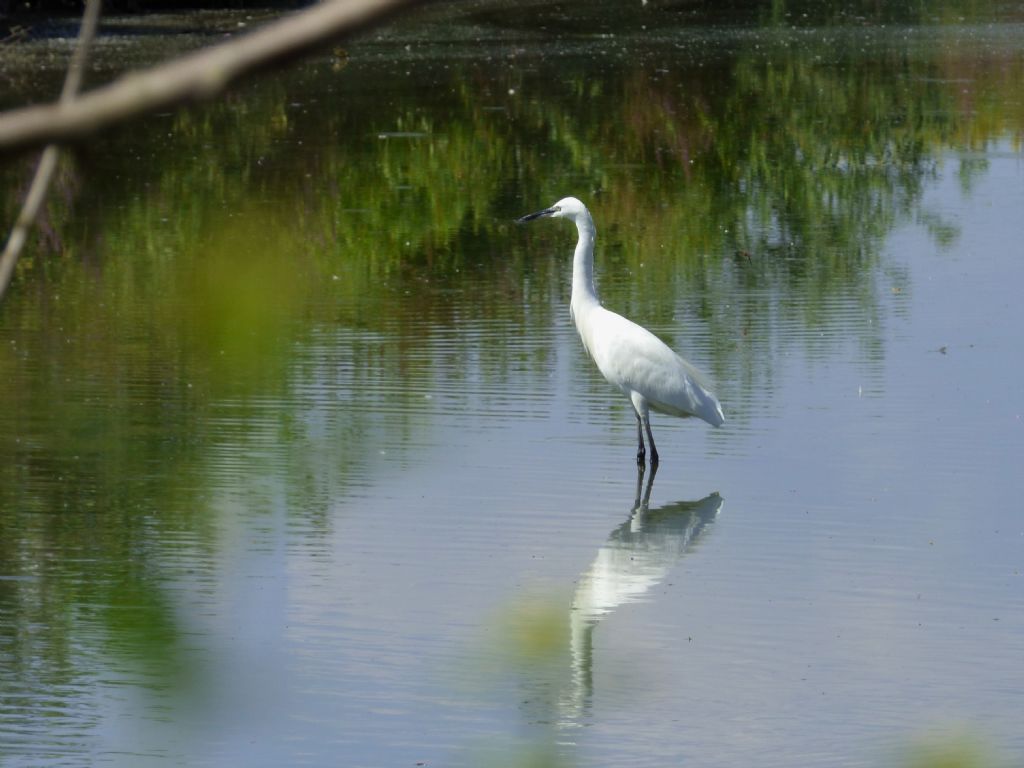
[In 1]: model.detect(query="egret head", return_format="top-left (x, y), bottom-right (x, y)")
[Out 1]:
top-left (516, 196), bottom-right (590, 225)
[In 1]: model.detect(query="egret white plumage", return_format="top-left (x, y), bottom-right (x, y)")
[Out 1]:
top-left (517, 197), bottom-right (724, 466)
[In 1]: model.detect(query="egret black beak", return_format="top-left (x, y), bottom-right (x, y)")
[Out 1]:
top-left (516, 207), bottom-right (557, 224)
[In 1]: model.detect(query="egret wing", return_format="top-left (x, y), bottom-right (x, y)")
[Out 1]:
top-left (585, 308), bottom-right (724, 426)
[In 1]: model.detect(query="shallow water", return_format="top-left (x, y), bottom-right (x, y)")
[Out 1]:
top-left (1, 3), bottom-right (1023, 766)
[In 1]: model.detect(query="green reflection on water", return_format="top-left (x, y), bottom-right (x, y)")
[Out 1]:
top-left (0, 3), bottom-right (1022, 761)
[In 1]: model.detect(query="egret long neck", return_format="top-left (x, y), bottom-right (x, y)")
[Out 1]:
top-left (571, 214), bottom-right (599, 311)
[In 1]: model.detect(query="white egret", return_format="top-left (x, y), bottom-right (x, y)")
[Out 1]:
top-left (517, 197), bottom-right (724, 466)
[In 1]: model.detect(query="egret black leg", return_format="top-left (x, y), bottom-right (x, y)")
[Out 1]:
top-left (635, 414), bottom-right (646, 466)
top-left (643, 415), bottom-right (659, 467)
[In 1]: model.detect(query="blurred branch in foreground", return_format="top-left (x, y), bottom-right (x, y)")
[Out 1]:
top-left (0, 0), bottom-right (101, 299)
top-left (0, 0), bottom-right (424, 302)
top-left (0, 0), bottom-right (420, 155)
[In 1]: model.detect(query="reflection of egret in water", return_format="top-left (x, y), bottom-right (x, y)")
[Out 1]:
top-left (561, 466), bottom-right (723, 725)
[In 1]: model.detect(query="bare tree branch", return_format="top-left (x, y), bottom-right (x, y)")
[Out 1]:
top-left (0, 0), bottom-right (424, 302)
top-left (0, 0), bottom-right (422, 155)
top-left (59, 0), bottom-right (104, 101)
top-left (0, 0), bottom-right (102, 301)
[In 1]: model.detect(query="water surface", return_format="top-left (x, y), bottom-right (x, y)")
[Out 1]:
top-left (1, 3), bottom-right (1022, 766)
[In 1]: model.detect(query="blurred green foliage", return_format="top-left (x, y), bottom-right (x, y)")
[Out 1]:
top-left (902, 731), bottom-right (1005, 768)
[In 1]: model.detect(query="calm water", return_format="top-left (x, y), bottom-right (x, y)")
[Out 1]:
top-left (1, 3), bottom-right (1023, 766)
